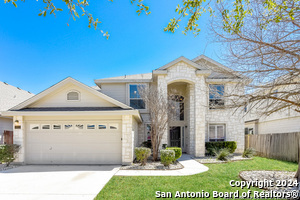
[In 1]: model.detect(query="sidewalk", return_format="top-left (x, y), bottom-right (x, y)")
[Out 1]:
top-left (115, 154), bottom-right (209, 176)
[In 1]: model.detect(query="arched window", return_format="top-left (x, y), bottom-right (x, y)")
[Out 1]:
top-left (67, 91), bottom-right (79, 101)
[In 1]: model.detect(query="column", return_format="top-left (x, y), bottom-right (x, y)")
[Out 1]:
top-left (122, 115), bottom-right (134, 165)
top-left (157, 75), bottom-right (169, 147)
top-left (194, 76), bottom-right (207, 157)
top-left (13, 116), bottom-right (25, 163)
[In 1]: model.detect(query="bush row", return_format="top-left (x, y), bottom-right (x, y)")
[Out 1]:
top-left (134, 146), bottom-right (182, 167)
top-left (205, 141), bottom-right (237, 155)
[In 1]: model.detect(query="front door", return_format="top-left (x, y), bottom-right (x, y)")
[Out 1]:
top-left (170, 126), bottom-right (181, 147)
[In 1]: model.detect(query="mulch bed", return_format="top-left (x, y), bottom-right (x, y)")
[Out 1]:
top-left (196, 155), bottom-right (252, 164)
top-left (120, 160), bottom-right (183, 170)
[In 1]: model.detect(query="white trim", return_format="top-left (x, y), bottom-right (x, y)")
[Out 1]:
top-left (95, 79), bottom-right (152, 83)
top-left (11, 77), bottom-right (132, 110)
top-left (207, 123), bottom-right (226, 142)
top-left (2, 110), bottom-right (142, 122)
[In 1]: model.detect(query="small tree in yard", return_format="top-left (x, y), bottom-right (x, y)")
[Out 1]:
top-left (138, 85), bottom-right (179, 161)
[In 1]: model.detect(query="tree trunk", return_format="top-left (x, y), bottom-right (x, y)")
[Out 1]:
top-left (152, 149), bottom-right (158, 161)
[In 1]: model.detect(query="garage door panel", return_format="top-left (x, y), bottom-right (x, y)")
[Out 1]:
top-left (26, 121), bottom-right (122, 164)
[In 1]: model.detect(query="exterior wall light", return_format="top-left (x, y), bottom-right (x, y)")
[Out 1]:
top-left (14, 120), bottom-right (21, 129)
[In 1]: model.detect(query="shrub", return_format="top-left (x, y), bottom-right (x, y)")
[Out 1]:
top-left (242, 148), bottom-right (255, 158)
top-left (213, 148), bottom-right (231, 161)
top-left (0, 144), bottom-right (21, 167)
top-left (166, 147), bottom-right (182, 162)
top-left (160, 149), bottom-right (175, 167)
top-left (134, 147), bottom-right (151, 166)
top-left (205, 141), bottom-right (237, 155)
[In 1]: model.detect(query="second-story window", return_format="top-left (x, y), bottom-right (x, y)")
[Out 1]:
top-left (209, 84), bottom-right (225, 109)
top-left (130, 85), bottom-right (145, 109)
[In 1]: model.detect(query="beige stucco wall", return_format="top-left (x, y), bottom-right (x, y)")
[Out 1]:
top-left (100, 83), bottom-right (127, 104)
top-left (30, 83), bottom-right (117, 108)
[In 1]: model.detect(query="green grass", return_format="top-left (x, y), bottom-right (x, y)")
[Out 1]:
top-left (96, 157), bottom-right (297, 200)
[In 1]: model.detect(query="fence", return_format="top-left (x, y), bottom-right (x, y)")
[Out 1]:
top-left (245, 132), bottom-right (300, 163)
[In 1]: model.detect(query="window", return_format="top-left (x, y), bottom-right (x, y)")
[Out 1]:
top-left (129, 85), bottom-right (145, 109)
top-left (109, 124), bottom-right (118, 130)
top-left (75, 124), bottom-right (84, 130)
top-left (209, 124), bottom-right (225, 142)
top-left (245, 127), bottom-right (249, 135)
top-left (98, 124), bottom-right (106, 129)
top-left (64, 124), bottom-right (73, 130)
top-left (30, 124), bottom-right (39, 130)
top-left (170, 95), bottom-right (184, 121)
top-left (67, 91), bottom-right (79, 101)
top-left (53, 124), bottom-right (61, 130)
top-left (87, 124), bottom-right (95, 129)
top-left (209, 84), bottom-right (225, 109)
top-left (42, 124), bottom-right (50, 130)
top-left (248, 128), bottom-right (254, 135)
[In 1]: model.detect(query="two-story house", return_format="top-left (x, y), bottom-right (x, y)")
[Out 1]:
top-left (2, 55), bottom-right (245, 165)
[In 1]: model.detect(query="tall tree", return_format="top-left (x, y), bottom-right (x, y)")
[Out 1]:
top-left (138, 85), bottom-right (182, 161)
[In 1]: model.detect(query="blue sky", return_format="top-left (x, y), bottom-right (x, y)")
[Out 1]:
top-left (0, 0), bottom-right (223, 94)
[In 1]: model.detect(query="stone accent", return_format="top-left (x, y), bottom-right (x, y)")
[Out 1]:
top-left (136, 61), bottom-right (245, 156)
top-left (157, 75), bottom-right (168, 147)
top-left (205, 83), bottom-right (245, 153)
top-left (194, 75), bottom-right (207, 157)
top-left (13, 116), bottom-right (25, 163)
top-left (122, 115), bottom-right (134, 165)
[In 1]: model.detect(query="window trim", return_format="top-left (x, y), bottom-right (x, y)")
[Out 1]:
top-left (208, 124), bottom-right (226, 142)
top-left (66, 90), bottom-right (81, 101)
top-left (128, 84), bottom-right (147, 110)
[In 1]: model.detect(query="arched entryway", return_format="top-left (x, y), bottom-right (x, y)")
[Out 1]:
top-left (167, 81), bottom-right (195, 154)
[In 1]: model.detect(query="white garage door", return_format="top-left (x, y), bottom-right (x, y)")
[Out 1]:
top-left (26, 121), bottom-right (122, 164)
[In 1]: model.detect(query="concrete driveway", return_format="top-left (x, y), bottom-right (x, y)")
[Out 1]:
top-left (0, 165), bottom-right (120, 200)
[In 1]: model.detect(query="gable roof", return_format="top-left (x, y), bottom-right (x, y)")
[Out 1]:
top-left (10, 77), bottom-right (132, 110)
top-left (192, 55), bottom-right (243, 79)
top-left (0, 81), bottom-right (34, 112)
top-left (156, 56), bottom-right (208, 70)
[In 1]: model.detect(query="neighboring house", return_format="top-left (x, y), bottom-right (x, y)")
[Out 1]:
top-left (244, 74), bottom-right (300, 135)
top-left (2, 55), bottom-right (246, 165)
top-left (0, 81), bottom-right (34, 144)
top-left (245, 100), bottom-right (300, 135)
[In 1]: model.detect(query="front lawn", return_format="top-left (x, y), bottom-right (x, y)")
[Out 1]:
top-left (96, 157), bottom-right (297, 199)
